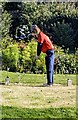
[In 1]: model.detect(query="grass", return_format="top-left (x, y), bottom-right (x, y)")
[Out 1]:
top-left (0, 71), bottom-right (77, 119)
top-left (0, 71), bottom-right (76, 85)
top-left (1, 106), bottom-right (77, 119)
top-left (1, 85), bottom-right (76, 108)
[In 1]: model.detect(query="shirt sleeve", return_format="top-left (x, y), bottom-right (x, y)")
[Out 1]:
top-left (38, 32), bottom-right (44, 43)
top-left (37, 42), bottom-right (43, 56)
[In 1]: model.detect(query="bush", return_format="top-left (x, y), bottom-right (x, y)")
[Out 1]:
top-left (2, 41), bottom-right (19, 72)
top-left (2, 38), bottom-right (76, 74)
top-left (54, 45), bottom-right (76, 74)
top-left (2, 40), bottom-right (46, 73)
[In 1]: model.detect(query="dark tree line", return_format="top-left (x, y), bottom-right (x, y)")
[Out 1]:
top-left (2, 2), bottom-right (78, 53)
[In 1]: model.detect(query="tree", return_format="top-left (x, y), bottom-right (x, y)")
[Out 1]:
top-left (0, 10), bottom-right (12, 38)
top-left (52, 21), bottom-right (75, 52)
top-left (3, 2), bottom-right (23, 39)
top-left (2, 2), bottom-right (78, 50)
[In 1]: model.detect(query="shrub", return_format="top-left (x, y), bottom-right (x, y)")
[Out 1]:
top-left (2, 42), bottom-right (19, 72)
top-left (2, 39), bottom-right (76, 74)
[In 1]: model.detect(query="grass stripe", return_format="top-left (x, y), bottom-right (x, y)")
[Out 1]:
top-left (0, 71), bottom-right (76, 85)
top-left (2, 106), bottom-right (77, 119)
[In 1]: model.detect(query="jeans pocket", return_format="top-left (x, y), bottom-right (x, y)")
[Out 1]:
top-left (48, 53), bottom-right (53, 57)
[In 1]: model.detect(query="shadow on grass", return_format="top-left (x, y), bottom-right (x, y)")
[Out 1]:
top-left (0, 82), bottom-right (67, 87)
top-left (0, 82), bottom-right (5, 85)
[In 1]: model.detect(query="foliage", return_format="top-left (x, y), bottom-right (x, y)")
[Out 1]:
top-left (1, 35), bottom-right (13, 49)
top-left (52, 21), bottom-right (74, 50)
top-left (2, 2), bottom-right (78, 49)
top-left (1, 2), bottom-right (78, 73)
top-left (2, 38), bottom-right (76, 74)
top-left (0, 10), bottom-right (12, 38)
top-left (54, 45), bottom-right (76, 74)
top-left (2, 41), bottom-right (19, 72)
top-left (3, 2), bottom-right (23, 39)
top-left (75, 50), bottom-right (78, 75)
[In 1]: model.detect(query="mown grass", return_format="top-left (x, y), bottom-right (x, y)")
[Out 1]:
top-left (1, 71), bottom-right (77, 119)
top-left (1, 106), bottom-right (77, 119)
top-left (0, 71), bottom-right (76, 85)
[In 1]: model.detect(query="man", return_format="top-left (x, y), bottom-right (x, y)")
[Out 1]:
top-left (31, 25), bottom-right (54, 86)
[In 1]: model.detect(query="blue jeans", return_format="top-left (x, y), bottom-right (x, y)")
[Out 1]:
top-left (45, 50), bottom-right (54, 85)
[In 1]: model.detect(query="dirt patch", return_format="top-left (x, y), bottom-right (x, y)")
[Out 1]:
top-left (0, 84), bottom-right (76, 108)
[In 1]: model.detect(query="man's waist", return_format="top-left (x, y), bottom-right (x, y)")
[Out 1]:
top-left (46, 49), bottom-right (54, 55)
top-left (42, 47), bottom-right (54, 53)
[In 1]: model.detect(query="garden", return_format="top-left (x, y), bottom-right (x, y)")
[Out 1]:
top-left (0, 1), bottom-right (78, 119)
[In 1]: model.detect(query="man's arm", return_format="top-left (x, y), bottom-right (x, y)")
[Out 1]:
top-left (35, 42), bottom-right (42, 60)
top-left (37, 42), bottom-right (43, 56)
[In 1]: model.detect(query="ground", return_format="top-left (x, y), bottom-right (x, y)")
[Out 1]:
top-left (1, 84), bottom-right (76, 108)
top-left (0, 72), bottom-right (77, 118)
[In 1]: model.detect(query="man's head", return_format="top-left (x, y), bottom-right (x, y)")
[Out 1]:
top-left (31, 25), bottom-right (40, 35)
top-left (31, 25), bottom-right (37, 33)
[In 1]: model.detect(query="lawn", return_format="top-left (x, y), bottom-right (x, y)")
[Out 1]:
top-left (1, 106), bottom-right (77, 119)
top-left (0, 71), bottom-right (77, 119)
top-left (0, 71), bottom-right (76, 85)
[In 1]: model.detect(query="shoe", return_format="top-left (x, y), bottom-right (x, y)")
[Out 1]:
top-left (43, 83), bottom-right (48, 87)
top-left (43, 83), bottom-right (53, 87)
top-left (49, 84), bottom-right (53, 87)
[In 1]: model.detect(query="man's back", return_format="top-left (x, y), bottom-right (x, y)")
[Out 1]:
top-left (38, 31), bottom-right (54, 53)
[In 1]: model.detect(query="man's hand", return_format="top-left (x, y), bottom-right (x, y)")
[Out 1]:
top-left (34, 55), bottom-right (39, 61)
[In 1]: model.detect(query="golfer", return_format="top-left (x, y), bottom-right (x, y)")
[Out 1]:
top-left (31, 25), bottom-right (54, 86)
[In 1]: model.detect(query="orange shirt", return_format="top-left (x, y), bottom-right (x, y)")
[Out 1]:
top-left (38, 31), bottom-right (54, 53)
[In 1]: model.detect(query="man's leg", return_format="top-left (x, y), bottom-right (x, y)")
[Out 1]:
top-left (51, 54), bottom-right (54, 84)
top-left (45, 51), bottom-right (54, 85)
top-left (45, 56), bottom-right (49, 84)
